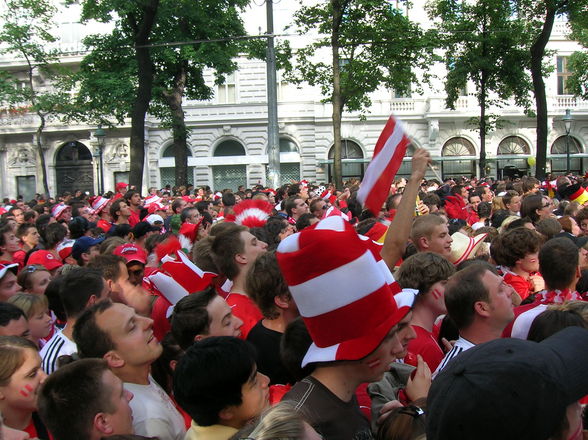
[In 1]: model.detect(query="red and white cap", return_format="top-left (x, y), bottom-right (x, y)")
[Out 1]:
top-left (144, 195), bottom-right (162, 207)
top-left (56, 239), bottom-right (75, 261)
top-left (91, 196), bottom-right (109, 214)
top-left (147, 202), bottom-right (166, 214)
top-left (51, 203), bottom-right (70, 219)
top-left (276, 216), bottom-right (415, 366)
top-left (0, 263), bottom-right (18, 279)
top-left (27, 250), bottom-right (63, 271)
top-left (113, 243), bottom-right (147, 265)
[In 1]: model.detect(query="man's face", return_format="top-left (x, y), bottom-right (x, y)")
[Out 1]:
top-left (506, 196), bottom-right (521, 213)
top-left (12, 209), bottom-right (24, 224)
top-left (205, 296), bottom-right (243, 339)
top-left (97, 303), bottom-right (162, 367)
top-left (60, 208), bottom-right (72, 223)
top-left (482, 187), bottom-right (493, 202)
top-left (126, 262), bottom-right (145, 287)
top-left (176, 200), bottom-right (187, 214)
top-left (101, 369), bottom-right (134, 435)
top-left (360, 316), bottom-right (407, 382)
top-left (424, 224), bottom-right (453, 258)
top-left (392, 311), bottom-right (416, 360)
top-left (117, 202), bottom-right (132, 218)
top-left (469, 196), bottom-right (481, 212)
top-left (229, 366), bottom-right (270, 426)
top-left (0, 316), bottom-right (30, 340)
top-left (460, 187), bottom-right (468, 199)
top-left (0, 271), bottom-right (19, 302)
top-left (186, 209), bottom-right (202, 225)
top-left (109, 262), bottom-right (132, 303)
top-left (292, 199), bottom-right (309, 218)
top-left (129, 194), bottom-right (142, 208)
top-left (85, 245), bottom-right (102, 263)
top-left (517, 252), bottom-right (539, 274)
top-left (3, 231), bottom-right (20, 254)
top-left (238, 231), bottom-right (268, 265)
top-left (311, 201), bottom-right (327, 219)
top-left (80, 207), bottom-right (97, 223)
top-left (481, 270), bottom-right (515, 326)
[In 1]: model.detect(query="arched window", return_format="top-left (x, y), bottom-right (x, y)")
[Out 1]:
top-left (159, 144), bottom-right (195, 188)
top-left (497, 136), bottom-right (530, 176)
top-left (441, 137), bottom-right (475, 178)
top-left (550, 136), bottom-right (583, 174)
top-left (266, 138), bottom-right (301, 183)
top-left (214, 140), bottom-right (246, 156)
top-left (328, 140), bottom-right (365, 182)
top-left (212, 139), bottom-right (247, 191)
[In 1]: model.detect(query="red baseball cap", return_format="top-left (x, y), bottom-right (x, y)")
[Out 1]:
top-left (116, 182), bottom-right (128, 191)
top-left (27, 250), bottom-right (63, 271)
top-left (113, 243), bottom-right (147, 265)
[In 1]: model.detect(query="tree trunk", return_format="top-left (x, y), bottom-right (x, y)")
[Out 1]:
top-left (163, 63), bottom-right (188, 188)
top-left (35, 115), bottom-right (50, 197)
top-left (128, 1), bottom-right (159, 191)
top-left (479, 13), bottom-right (487, 178)
top-left (331, 0), bottom-right (344, 189)
top-left (530, 6), bottom-right (556, 180)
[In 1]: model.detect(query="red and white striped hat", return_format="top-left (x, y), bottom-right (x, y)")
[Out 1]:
top-left (144, 195), bottom-right (162, 207)
top-left (91, 196), bottom-right (109, 214)
top-left (276, 216), bottom-right (415, 366)
top-left (56, 239), bottom-right (75, 261)
top-left (51, 203), bottom-right (70, 219)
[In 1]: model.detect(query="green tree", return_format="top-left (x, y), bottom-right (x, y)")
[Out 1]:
top-left (518, 0), bottom-right (588, 179)
top-left (287, 0), bottom-right (435, 188)
top-left (66, 0), bottom-right (250, 189)
top-left (428, 0), bottom-right (533, 177)
top-left (148, 0), bottom-right (248, 187)
top-left (0, 0), bottom-right (69, 197)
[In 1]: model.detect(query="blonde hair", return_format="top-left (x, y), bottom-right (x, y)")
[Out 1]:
top-left (246, 403), bottom-right (306, 439)
top-left (7, 293), bottom-right (48, 319)
top-left (0, 336), bottom-right (38, 386)
top-left (552, 301), bottom-right (588, 323)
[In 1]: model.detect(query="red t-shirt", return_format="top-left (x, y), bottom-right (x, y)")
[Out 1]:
top-left (406, 325), bottom-right (444, 371)
top-left (129, 210), bottom-right (141, 227)
top-left (503, 272), bottom-right (534, 301)
top-left (226, 293), bottom-right (263, 339)
top-left (151, 295), bottom-right (173, 342)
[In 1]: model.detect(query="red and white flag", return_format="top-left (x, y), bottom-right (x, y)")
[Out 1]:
top-left (357, 115), bottom-right (410, 216)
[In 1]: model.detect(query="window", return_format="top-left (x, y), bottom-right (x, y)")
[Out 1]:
top-left (218, 72), bottom-right (236, 104)
top-left (16, 176), bottom-right (35, 201)
top-left (441, 137), bottom-right (476, 178)
top-left (328, 140), bottom-right (365, 182)
top-left (212, 139), bottom-right (247, 191)
top-left (557, 56), bottom-right (572, 95)
top-left (550, 136), bottom-right (582, 174)
top-left (497, 136), bottom-right (530, 176)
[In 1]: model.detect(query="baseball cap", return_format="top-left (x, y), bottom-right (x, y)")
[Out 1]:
top-left (72, 236), bottom-right (105, 260)
top-left (145, 214), bottom-right (164, 226)
top-left (113, 243), bottom-right (147, 265)
top-left (427, 326), bottom-right (588, 440)
top-left (115, 182), bottom-right (128, 191)
top-left (0, 263), bottom-right (18, 279)
top-left (27, 250), bottom-right (63, 271)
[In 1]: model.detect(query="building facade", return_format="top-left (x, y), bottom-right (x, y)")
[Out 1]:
top-left (0, 1), bottom-right (586, 199)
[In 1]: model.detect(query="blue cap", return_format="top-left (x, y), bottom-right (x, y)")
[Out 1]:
top-left (72, 236), bottom-right (105, 260)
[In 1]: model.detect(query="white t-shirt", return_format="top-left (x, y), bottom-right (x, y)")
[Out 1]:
top-left (432, 336), bottom-right (475, 379)
top-left (40, 328), bottom-right (77, 374)
top-left (125, 376), bottom-right (186, 440)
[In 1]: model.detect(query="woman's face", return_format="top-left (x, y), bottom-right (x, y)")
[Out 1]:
top-left (26, 270), bottom-right (51, 296)
top-left (571, 219), bottom-right (581, 237)
top-left (0, 349), bottom-right (47, 413)
top-left (28, 308), bottom-right (53, 341)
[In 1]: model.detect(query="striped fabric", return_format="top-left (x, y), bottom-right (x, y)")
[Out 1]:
top-left (357, 115), bottom-right (410, 216)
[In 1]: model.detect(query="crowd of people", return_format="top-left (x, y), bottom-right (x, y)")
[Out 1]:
top-left (0, 148), bottom-right (588, 440)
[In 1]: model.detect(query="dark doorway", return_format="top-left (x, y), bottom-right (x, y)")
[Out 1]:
top-left (55, 141), bottom-right (94, 196)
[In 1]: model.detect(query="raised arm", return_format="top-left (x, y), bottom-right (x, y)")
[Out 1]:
top-left (380, 149), bottom-right (431, 270)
